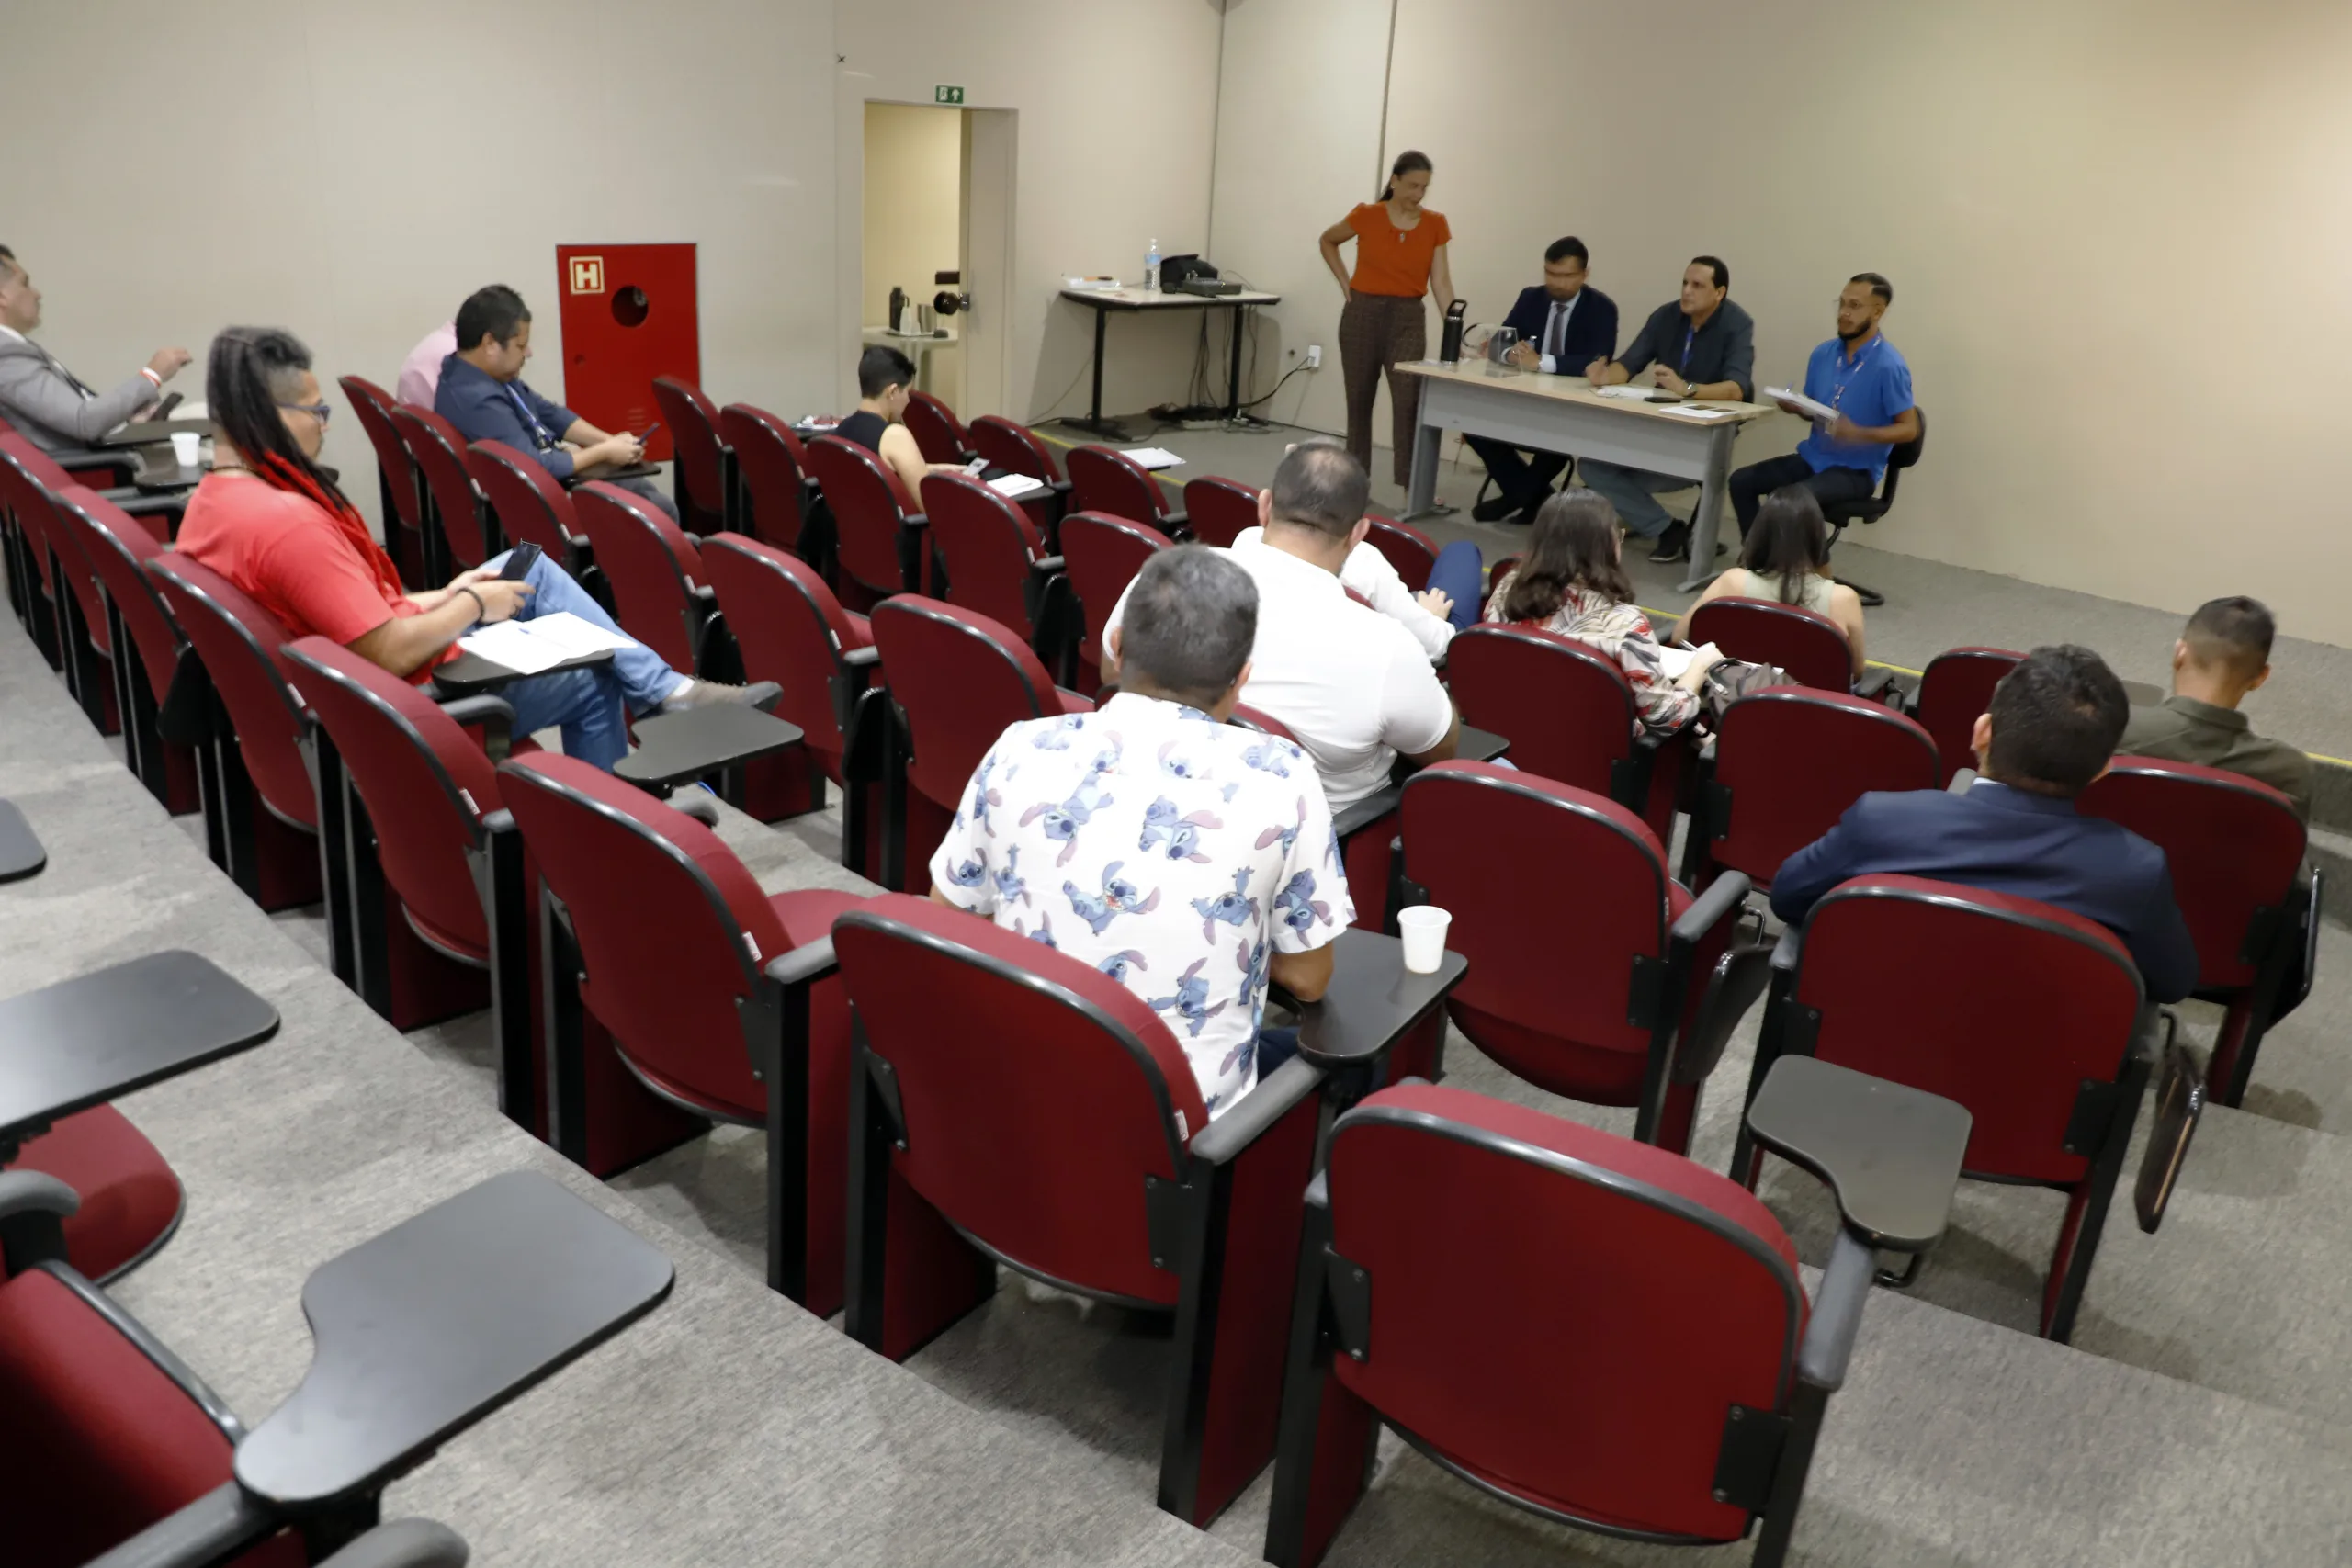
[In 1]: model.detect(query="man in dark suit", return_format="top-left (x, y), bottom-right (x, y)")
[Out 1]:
top-left (1464, 237), bottom-right (1617, 523)
top-left (1772, 645), bottom-right (2199, 1001)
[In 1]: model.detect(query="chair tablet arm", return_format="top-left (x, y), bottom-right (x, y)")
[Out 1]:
top-left (80, 1481), bottom-right (280, 1568)
top-left (1746, 1055), bottom-right (1970, 1254)
top-left (1188, 1055), bottom-right (1325, 1168)
top-left (764, 935), bottom-right (840, 990)
top-left (1795, 1229), bottom-right (1876, 1393)
top-left (1331, 784), bottom-right (1406, 843)
top-left (841, 645), bottom-right (882, 670)
top-left (1678, 942), bottom-right (1775, 1087)
top-left (320, 1519), bottom-right (470, 1568)
top-left (1671, 870), bottom-right (1752, 952)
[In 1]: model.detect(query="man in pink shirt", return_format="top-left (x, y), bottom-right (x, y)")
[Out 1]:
top-left (395, 321), bottom-right (457, 407)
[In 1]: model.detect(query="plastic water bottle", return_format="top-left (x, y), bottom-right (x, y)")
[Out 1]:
top-left (1145, 239), bottom-right (1161, 293)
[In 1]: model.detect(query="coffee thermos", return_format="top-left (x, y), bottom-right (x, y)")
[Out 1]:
top-left (888, 286), bottom-right (909, 333)
top-left (1439, 299), bottom-right (1468, 365)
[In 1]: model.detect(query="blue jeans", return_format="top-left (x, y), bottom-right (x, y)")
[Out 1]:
top-left (1577, 458), bottom-right (1691, 539)
top-left (1426, 540), bottom-right (1483, 630)
top-left (483, 549), bottom-right (685, 770)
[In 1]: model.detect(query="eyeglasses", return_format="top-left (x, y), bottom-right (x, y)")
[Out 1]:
top-left (277, 400), bottom-right (332, 424)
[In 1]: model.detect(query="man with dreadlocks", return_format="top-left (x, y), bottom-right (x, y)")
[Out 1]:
top-left (175, 327), bottom-right (774, 771)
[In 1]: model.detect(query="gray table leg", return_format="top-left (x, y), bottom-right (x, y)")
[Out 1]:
top-left (1678, 423), bottom-right (1737, 592)
top-left (1402, 409), bottom-right (1445, 520)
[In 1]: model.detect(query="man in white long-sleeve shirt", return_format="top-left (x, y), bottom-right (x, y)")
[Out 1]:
top-left (0, 245), bottom-right (190, 453)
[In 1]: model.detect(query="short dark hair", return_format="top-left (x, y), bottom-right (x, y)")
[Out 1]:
top-left (1267, 441), bottom-right (1369, 540)
top-left (456, 285), bottom-right (530, 352)
top-left (1690, 255), bottom-right (1729, 291)
top-left (1850, 271), bottom-right (1894, 306)
top-left (1544, 236), bottom-right (1589, 268)
top-left (1503, 488), bottom-right (1634, 619)
top-left (1985, 645), bottom-right (2129, 797)
top-left (1738, 485), bottom-right (1832, 605)
top-left (2182, 595), bottom-right (2276, 682)
top-left (858, 344), bottom-right (916, 399)
top-left (1116, 545), bottom-right (1257, 706)
top-left (0, 245), bottom-right (17, 278)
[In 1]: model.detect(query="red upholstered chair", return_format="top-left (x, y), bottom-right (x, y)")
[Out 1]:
top-left (12, 463), bottom-right (122, 733)
top-left (1683, 596), bottom-right (1889, 699)
top-left (719, 402), bottom-right (831, 565)
top-left (1683, 688), bottom-right (1940, 892)
top-left (1058, 509), bottom-right (1172, 694)
top-left (1182, 475), bottom-right (1261, 547)
top-left (919, 469), bottom-right (1070, 660)
top-left (835, 893), bottom-right (1329, 1527)
top-left (0, 1257), bottom-right (304, 1568)
top-left (278, 637), bottom-right (515, 1044)
top-left (466, 438), bottom-right (588, 565)
top-left (968, 414), bottom-right (1070, 527)
top-left (867, 595), bottom-right (1091, 893)
top-left (1265, 1082), bottom-right (1875, 1568)
top-left (0, 434), bottom-right (76, 671)
top-left (805, 434), bottom-right (932, 610)
top-left (651, 375), bottom-right (734, 536)
top-left (495, 752), bottom-right (870, 1310)
top-left (339, 373), bottom-right (428, 587)
top-left (571, 480), bottom-right (714, 673)
top-left (2080, 759), bottom-right (2312, 1107)
top-left (1732, 875), bottom-right (2154, 1341)
top-left (1909, 647), bottom-right (2021, 784)
top-left (1399, 762), bottom-right (1759, 1153)
top-left (702, 534), bottom-right (884, 842)
top-left (1067, 444), bottom-right (1187, 534)
top-left (5, 1110), bottom-right (186, 1286)
top-left (1363, 514), bottom-right (1438, 592)
top-left (903, 389), bottom-right (972, 465)
top-left (144, 556), bottom-right (326, 915)
top-left (389, 405), bottom-right (492, 571)
top-left (48, 488), bottom-right (202, 814)
top-left (1445, 624), bottom-right (1694, 840)
top-left (1480, 552), bottom-right (1520, 621)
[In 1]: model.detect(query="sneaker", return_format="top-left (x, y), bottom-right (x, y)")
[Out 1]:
top-left (1471, 492), bottom-right (1521, 523)
top-left (1645, 523), bottom-right (1690, 563)
top-left (662, 679), bottom-right (783, 714)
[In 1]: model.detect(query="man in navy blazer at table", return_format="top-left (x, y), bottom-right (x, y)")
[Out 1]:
top-left (1462, 237), bottom-right (1617, 524)
top-left (1770, 644), bottom-right (2199, 1002)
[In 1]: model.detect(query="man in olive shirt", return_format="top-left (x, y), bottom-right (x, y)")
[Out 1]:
top-left (2119, 597), bottom-right (2312, 819)
top-left (1578, 255), bottom-right (1756, 562)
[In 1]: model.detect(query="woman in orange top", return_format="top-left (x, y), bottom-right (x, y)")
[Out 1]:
top-left (1317, 151), bottom-right (1454, 493)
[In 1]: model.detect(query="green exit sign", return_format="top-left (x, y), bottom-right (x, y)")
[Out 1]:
top-left (934, 84), bottom-right (966, 105)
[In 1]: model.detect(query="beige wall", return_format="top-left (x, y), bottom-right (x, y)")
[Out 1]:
top-left (1212, 0), bottom-right (2352, 645)
top-left (832, 0), bottom-right (1227, 423)
top-left (861, 102), bottom-right (965, 408)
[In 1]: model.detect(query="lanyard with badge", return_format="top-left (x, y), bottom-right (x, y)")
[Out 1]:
top-left (1826, 336), bottom-right (1883, 415)
top-left (504, 384), bottom-right (559, 450)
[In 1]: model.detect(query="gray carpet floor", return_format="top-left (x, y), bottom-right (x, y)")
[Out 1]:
top-left (13, 601), bottom-right (2352, 1562)
top-left (1038, 417), bottom-right (2352, 762)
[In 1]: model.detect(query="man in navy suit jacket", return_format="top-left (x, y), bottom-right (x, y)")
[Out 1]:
top-left (1772, 646), bottom-right (2199, 1001)
top-left (1464, 237), bottom-right (1618, 524)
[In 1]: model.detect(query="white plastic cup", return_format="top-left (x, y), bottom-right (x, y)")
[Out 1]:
top-left (1397, 906), bottom-right (1453, 975)
top-left (170, 431), bottom-right (201, 468)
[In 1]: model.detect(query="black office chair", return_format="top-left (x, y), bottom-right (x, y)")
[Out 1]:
top-left (1818, 406), bottom-right (1924, 609)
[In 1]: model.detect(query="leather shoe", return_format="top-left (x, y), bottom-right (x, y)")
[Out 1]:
top-left (1645, 523), bottom-right (1690, 563)
top-left (1471, 492), bottom-right (1521, 524)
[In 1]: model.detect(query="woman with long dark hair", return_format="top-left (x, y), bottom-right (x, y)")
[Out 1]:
top-left (1484, 488), bottom-right (1724, 733)
top-left (1317, 150), bottom-right (1453, 497)
top-left (174, 327), bottom-right (774, 770)
top-left (1680, 483), bottom-right (1867, 679)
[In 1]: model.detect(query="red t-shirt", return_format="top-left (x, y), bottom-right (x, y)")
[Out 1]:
top-left (175, 473), bottom-right (455, 680)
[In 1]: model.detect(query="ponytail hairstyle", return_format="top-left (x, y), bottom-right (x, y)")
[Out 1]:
top-left (1502, 488), bottom-right (1634, 622)
top-left (209, 327), bottom-right (401, 595)
top-left (1380, 149), bottom-right (1432, 203)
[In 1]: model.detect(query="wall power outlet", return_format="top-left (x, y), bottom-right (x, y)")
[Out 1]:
top-left (1304, 344), bottom-right (1322, 368)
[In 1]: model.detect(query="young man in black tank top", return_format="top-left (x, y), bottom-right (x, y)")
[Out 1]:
top-left (842, 344), bottom-right (967, 498)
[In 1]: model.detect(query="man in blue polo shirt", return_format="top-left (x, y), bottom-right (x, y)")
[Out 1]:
top-left (433, 284), bottom-right (679, 520)
top-left (1729, 272), bottom-right (1917, 539)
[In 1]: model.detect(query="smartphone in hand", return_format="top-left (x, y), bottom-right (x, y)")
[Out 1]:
top-left (499, 541), bottom-right (545, 581)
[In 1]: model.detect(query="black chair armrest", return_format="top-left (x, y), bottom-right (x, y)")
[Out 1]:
top-left (0, 1169), bottom-right (78, 1272)
top-left (433, 695), bottom-right (518, 732)
top-left (1671, 870), bottom-right (1751, 953)
top-left (1639, 705), bottom-right (1703, 753)
top-left (110, 491), bottom-right (188, 520)
top-left (81, 1482), bottom-right (280, 1568)
top-left (903, 511), bottom-right (929, 530)
top-left (1852, 666), bottom-right (1896, 703)
top-left (319, 1520), bottom-right (471, 1568)
top-left (1770, 921), bottom-right (1804, 976)
top-left (841, 644), bottom-right (882, 670)
top-left (1795, 1228), bottom-right (1877, 1392)
top-left (764, 936), bottom-right (840, 990)
top-left (1187, 1055), bottom-right (1324, 1167)
top-left (1332, 783), bottom-right (1406, 842)
top-left (1030, 555), bottom-right (1066, 574)
top-left (1159, 507), bottom-right (1191, 538)
top-left (1745, 1055), bottom-right (1970, 1254)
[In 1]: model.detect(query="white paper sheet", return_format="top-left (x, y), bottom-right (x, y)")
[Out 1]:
top-left (1764, 386), bottom-right (1838, 423)
top-left (456, 611), bottom-right (639, 674)
top-left (1122, 447), bottom-right (1185, 470)
top-left (988, 473), bottom-right (1047, 500)
top-left (1657, 402), bottom-right (1735, 420)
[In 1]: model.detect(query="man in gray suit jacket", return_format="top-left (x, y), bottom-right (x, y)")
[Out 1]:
top-left (0, 245), bottom-right (190, 452)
